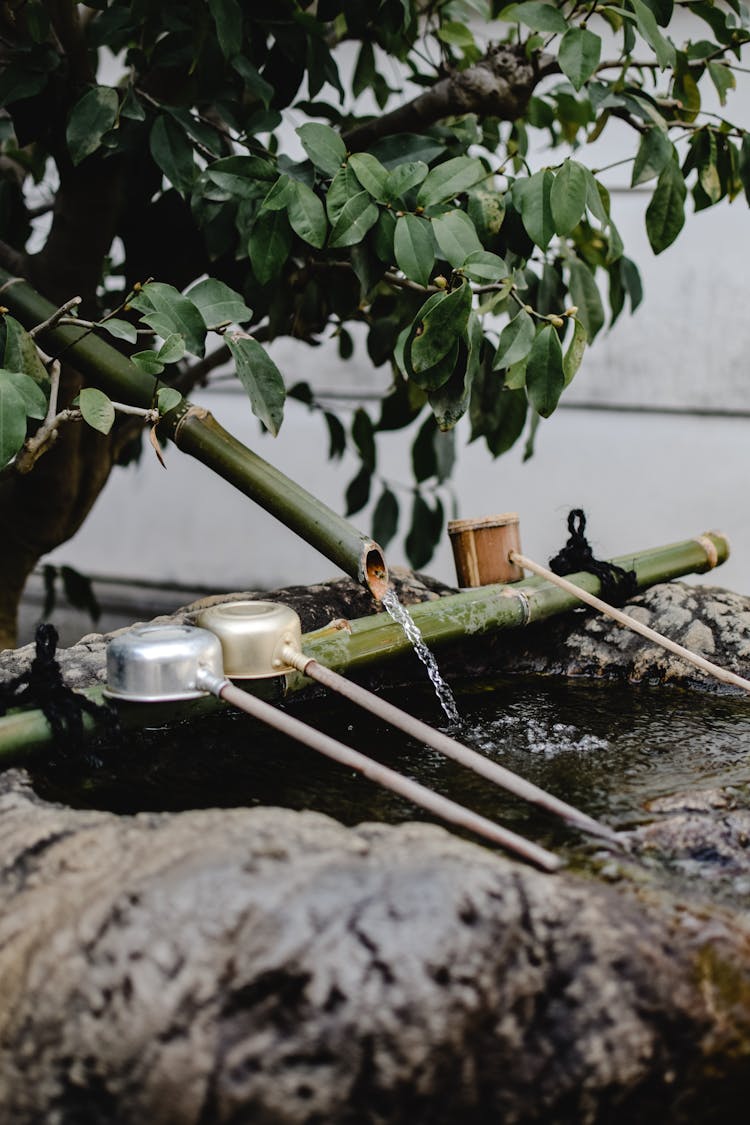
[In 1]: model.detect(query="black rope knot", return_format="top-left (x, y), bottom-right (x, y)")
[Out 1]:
top-left (549, 509), bottom-right (638, 608)
top-left (0, 623), bottom-right (117, 755)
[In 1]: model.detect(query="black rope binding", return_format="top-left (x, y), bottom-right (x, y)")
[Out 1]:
top-left (549, 509), bottom-right (638, 608)
top-left (0, 622), bottom-right (118, 756)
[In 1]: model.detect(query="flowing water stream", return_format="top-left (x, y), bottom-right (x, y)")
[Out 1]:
top-left (381, 587), bottom-right (461, 724)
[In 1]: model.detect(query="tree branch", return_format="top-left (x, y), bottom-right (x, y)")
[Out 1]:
top-left (343, 45), bottom-right (556, 151)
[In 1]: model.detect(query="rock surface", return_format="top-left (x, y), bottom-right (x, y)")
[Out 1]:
top-left (3, 575), bottom-right (750, 1122)
top-left (1, 768), bottom-right (750, 1125)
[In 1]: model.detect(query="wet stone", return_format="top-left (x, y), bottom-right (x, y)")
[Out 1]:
top-left (2, 577), bottom-right (750, 1120)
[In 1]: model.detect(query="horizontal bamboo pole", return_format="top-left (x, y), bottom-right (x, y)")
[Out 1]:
top-left (0, 271), bottom-right (387, 598)
top-left (0, 532), bottom-right (730, 763)
top-left (512, 550), bottom-right (750, 694)
top-left (297, 532), bottom-right (730, 679)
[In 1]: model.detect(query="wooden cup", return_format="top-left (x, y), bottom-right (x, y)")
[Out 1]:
top-left (447, 513), bottom-right (523, 587)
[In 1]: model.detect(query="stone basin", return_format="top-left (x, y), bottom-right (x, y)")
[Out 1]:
top-left (1, 572), bottom-right (750, 1123)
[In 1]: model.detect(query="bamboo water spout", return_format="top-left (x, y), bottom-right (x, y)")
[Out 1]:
top-left (0, 271), bottom-right (388, 600)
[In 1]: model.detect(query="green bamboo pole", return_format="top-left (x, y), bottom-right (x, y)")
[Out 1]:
top-left (300, 532), bottom-right (730, 677)
top-left (0, 271), bottom-right (387, 597)
top-left (0, 532), bottom-right (730, 763)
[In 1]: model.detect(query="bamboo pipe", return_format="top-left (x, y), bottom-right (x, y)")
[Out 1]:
top-left (0, 532), bottom-right (731, 762)
top-left (281, 644), bottom-right (619, 844)
top-left (301, 532), bottom-right (730, 679)
top-left (0, 271), bottom-right (388, 599)
top-left (510, 550), bottom-right (750, 694)
top-left (201, 672), bottom-right (562, 871)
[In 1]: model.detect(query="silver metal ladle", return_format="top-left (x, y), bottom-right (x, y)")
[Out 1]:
top-left (105, 622), bottom-right (562, 872)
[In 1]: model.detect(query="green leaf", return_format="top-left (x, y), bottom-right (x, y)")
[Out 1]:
top-left (98, 317), bottom-right (137, 344)
top-left (261, 175), bottom-right (296, 212)
top-left (386, 161), bottom-right (429, 201)
top-left (2, 316), bottom-right (48, 386)
top-left (345, 465), bottom-right (371, 516)
top-left (372, 488), bottom-right (399, 549)
top-left (248, 210), bottom-right (293, 285)
top-left (437, 20), bottom-right (478, 48)
top-left (525, 325), bottom-right (564, 418)
top-left (409, 338), bottom-right (460, 392)
top-left (328, 191), bottom-right (379, 248)
top-left (326, 163), bottom-right (362, 224)
top-left (583, 169), bottom-right (610, 225)
top-left (645, 161), bottom-right (686, 253)
top-left (631, 0), bottom-right (676, 67)
top-left (131, 350), bottom-right (164, 376)
top-left (353, 41), bottom-right (376, 98)
top-left (412, 414), bottom-right (439, 482)
top-left (641, 0), bottom-right (673, 25)
top-left (523, 411), bottom-right (541, 462)
top-left (428, 314), bottom-right (482, 431)
top-left (287, 180), bottom-right (327, 248)
top-left (232, 56), bottom-right (274, 106)
top-left (119, 85), bottom-right (145, 122)
top-left (157, 387), bottom-right (183, 414)
top-left (352, 408), bottom-right (376, 471)
top-left (563, 317), bottom-right (587, 386)
top-left (206, 156), bottom-right (276, 198)
top-left (708, 61), bottom-right (735, 107)
top-left (698, 131), bottom-right (722, 204)
top-left (371, 134), bottom-right (445, 169)
top-left (131, 282), bottom-right (207, 356)
top-left (460, 251), bottom-right (508, 283)
top-left (0, 370), bottom-right (46, 419)
top-left (740, 135), bottom-right (750, 205)
top-left (432, 211), bottom-right (483, 268)
top-left (394, 214), bottom-right (435, 286)
top-left (156, 334), bottom-right (185, 364)
top-left (567, 260), bottom-right (605, 340)
top-left (324, 411), bottom-right (346, 459)
top-left (185, 278), bottom-right (253, 329)
top-left (79, 387), bottom-right (115, 435)
top-left (513, 170), bottom-right (555, 250)
top-left (408, 283), bottom-right (472, 376)
top-left (405, 492), bottom-right (442, 570)
top-left (149, 115), bottom-right (196, 194)
top-left (60, 565), bottom-right (100, 623)
top-left (208, 0), bottom-right (242, 59)
top-left (349, 153), bottom-right (390, 201)
top-left (498, 2), bottom-right (568, 33)
top-left (631, 128), bottom-right (672, 186)
top-left (468, 191), bottom-right (506, 242)
top-left (488, 388), bottom-right (528, 456)
top-left (504, 357), bottom-right (529, 390)
top-left (417, 157), bottom-right (486, 208)
top-left (0, 379), bottom-right (27, 467)
top-left (66, 86), bottom-right (119, 166)
top-left (296, 122), bottom-right (346, 176)
top-left (493, 310), bottom-right (535, 369)
top-left (558, 28), bottom-right (601, 90)
top-left (226, 332), bottom-right (285, 436)
top-left (550, 160), bottom-right (588, 236)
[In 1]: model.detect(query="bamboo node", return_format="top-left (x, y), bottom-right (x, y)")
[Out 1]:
top-left (694, 534), bottom-right (719, 571)
top-left (173, 402), bottom-right (210, 439)
top-left (501, 586), bottom-right (531, 626)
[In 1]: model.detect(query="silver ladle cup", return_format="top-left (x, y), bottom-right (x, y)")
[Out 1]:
top-left (103, 621), bottom-right (562, 871)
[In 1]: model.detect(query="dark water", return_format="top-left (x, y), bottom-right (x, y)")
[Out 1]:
top-left (29, 677), bottom-right (750, 854)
